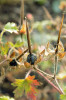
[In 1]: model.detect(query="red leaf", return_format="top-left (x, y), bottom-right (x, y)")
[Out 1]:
top-left (27, 91), bottom-right (36, 100)
top-left (26, 75), bottom-right (35, 80)
top-left (26, 75), bottom-right (39, 100)
top-left (32, 80), bottom-right (39, 86)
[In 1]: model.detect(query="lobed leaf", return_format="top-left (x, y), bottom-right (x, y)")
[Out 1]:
top-left (12, 75), bottom-right (39, 99)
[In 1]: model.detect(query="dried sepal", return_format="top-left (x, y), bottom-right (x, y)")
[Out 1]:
top-left (20, 21), bottom-right (26, 34)
top-left (24, 61), bottom-right (31, 68)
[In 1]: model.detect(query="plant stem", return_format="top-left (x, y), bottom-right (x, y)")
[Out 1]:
top-left (54, 14), bottom-right (64, 78)
top-left (0, 59), bottom-right (9, 68)
top-left (26, 18), bottom-right (32, 54)
top-left (34, 66), bottom-right (53, 78)
top-left (16, 48), bottom-right (28, 60)
top-left (55, 78), bottom-right (64, 94)
top-left (25, 68), bottom-right (32, 78)
top-left (20, 0), bottom-right (24, 26)
top-left (54, 55), bottom-right (58, 78)
top-left (34, 66), bottom-right (64, 94)
top-left (0, 30), bottom-right (5, 41)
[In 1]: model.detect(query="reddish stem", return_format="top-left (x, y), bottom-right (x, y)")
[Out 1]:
top-left (36, 70), bottom-right (64, 94)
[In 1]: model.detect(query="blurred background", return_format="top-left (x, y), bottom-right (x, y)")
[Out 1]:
top-left (0, 0), bottom-right (66, 100)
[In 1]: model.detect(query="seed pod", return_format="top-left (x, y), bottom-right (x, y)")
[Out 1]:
top-left (9, 59), bottom-right (17, 66)
top-left (27, 53), bottom-right (37, 65)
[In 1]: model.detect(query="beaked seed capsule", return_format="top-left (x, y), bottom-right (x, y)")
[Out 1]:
top-left (27, 53), bottom-right (37, 65)
top-left (9, 59), bottom-right (17, 66)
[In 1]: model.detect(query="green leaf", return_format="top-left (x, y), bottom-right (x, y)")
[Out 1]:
top-left (0, 42), bottom-right (9, 55)
top-left (13, 86), bottom-right (24, 98)
top-left (9, 42), bottom-right (14, 47)
top-left (14, 41), bottom-right (23, 48)
top-left (12, 79), bottom-right (25, 98)
top-left (9, 41), bottom-right (23, 48)
top-left (12, 76), bottom-right (39, 99)
top-left (4, 22), bottom-right (18, 33)
top-left (12, 77), bottom-right (35, 98)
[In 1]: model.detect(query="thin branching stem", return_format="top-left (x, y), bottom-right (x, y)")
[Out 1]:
top-left (34, 66), bottom-right (53, 78)
top-left (26, 18), bottom-right (32, 54)
top-left (16, 48), bottom-right (28, 60)
top-left (25, 68), bottom-right (32, 79)
top-left (20, 0), bottom-right (24, 26)
top-left (0, 48), bottom-right (28, 67)
top-left (54, 14), bottom-right (64, 78)
top-left (55, 78), bottom-right (64, 94)
top-left (57, 14), bottom-right (64, 45)
top-left (0, 59), bottom-right (9, 66)
top-left (34, 66), bottom-right (64, 94)
top-left (43, 7), bottom-right (53, 21)
top-left (0, 29), bottom-right (5, 40)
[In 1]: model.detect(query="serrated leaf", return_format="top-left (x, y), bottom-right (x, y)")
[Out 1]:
top-left (12, 75), bottom-right (39, 99)
top-left (13, 86), bottom-right (24, 98)
top-left (4, 22), bottom-right (18, 33)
